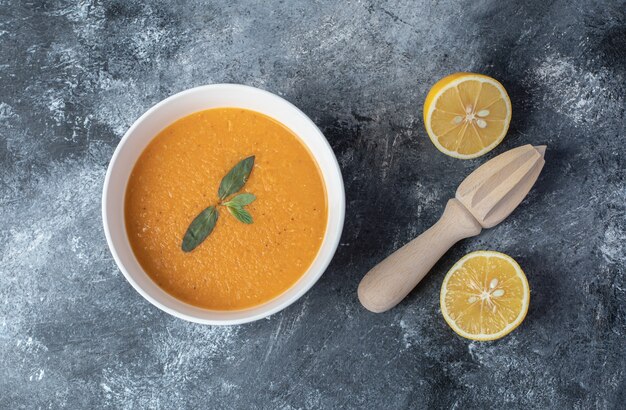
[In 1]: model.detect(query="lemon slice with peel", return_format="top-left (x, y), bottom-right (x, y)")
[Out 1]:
top-left (424, 73), bottom-right (511, 159)
top-left (440, 251), bottom-right (529, 341)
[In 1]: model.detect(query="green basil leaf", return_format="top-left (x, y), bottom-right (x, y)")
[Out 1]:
top-left (223, 193), bottom-right (256, 207)
top-left (218, 156), bottom-right (255, 200)
top-left (181, 206), bottom-right (219, 252)
top-left (226, 205), bottom-right (253, 224)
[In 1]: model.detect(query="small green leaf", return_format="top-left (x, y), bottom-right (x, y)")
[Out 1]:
top-left (226, 205), bottom-right (253, 224)
top-left (223, 193), bottom-right (256, 207)
top-left (218, 156), bottom-right (255, 200)
top-left (181, 206), bottom-right (219, 252)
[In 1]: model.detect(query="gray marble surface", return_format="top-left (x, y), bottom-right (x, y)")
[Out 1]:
top-left (1, 1), bottom-right (625, 408)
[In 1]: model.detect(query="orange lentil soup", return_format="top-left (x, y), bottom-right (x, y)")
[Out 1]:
top-left (125, 108), bottom-right (327, 310)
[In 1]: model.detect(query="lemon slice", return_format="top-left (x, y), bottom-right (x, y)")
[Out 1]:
top-left (423, 73), bottom-right (511, 159)
top-left (440, 251), bottom-right (529, 341)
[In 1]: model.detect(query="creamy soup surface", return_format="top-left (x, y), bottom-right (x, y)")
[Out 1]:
top-left (125, 108), bottom-right (327, 310)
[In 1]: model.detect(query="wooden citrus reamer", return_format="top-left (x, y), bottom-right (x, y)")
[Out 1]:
top-left (358, 144), bottom-right (546, 313)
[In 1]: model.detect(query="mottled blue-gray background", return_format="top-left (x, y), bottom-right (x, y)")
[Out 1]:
top-left (1, 0), bottom-right (625, 408)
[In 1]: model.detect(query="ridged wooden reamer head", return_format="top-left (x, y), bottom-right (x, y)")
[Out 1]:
top-left (455, 144), bottom-right (546, 229)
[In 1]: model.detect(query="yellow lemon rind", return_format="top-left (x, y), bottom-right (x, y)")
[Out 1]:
top-left (440, 250), bottom-right (530, 341)
top-left (423, 74), bottom-right (512, 160)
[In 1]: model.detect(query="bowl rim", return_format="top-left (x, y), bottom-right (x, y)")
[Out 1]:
top-left (101, 84), bottom-right (345, 325)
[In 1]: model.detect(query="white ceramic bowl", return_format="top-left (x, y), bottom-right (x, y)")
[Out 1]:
top-left (102, 84), bottom-right (345, 325)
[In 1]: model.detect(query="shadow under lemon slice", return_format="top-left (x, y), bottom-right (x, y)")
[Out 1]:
top-left (424, 73), bottom-right (512, 159)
